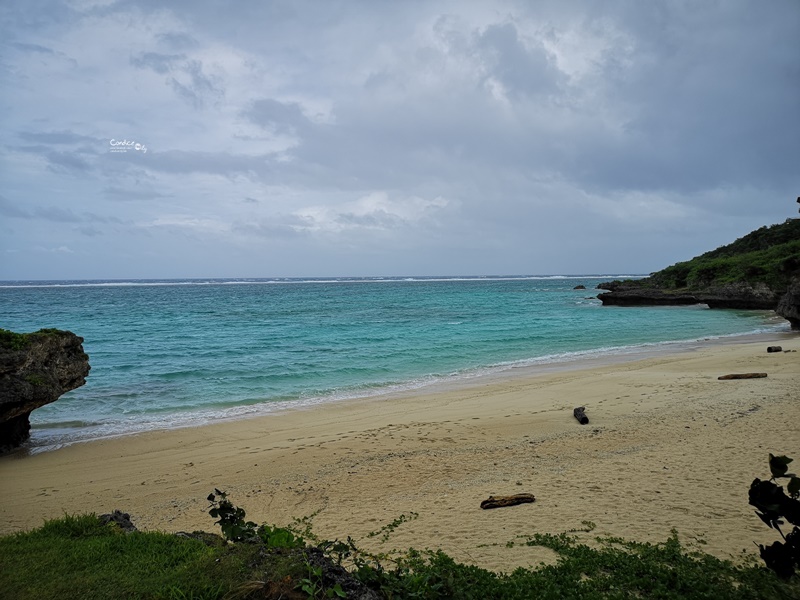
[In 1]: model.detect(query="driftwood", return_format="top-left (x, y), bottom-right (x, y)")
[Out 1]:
top-left (718, 373), bottom-right (768, 380)
top-left (767, 346), bottom-right (783, 353)
top-left (480, 494), bottom-right (535, 510)
top-left (573, 406), bottom-right (589, 424)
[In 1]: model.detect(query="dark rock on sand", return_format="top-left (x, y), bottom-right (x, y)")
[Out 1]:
top-left (99, 510), bottom-right (138, 532)
top-left (0, 329), bottom-right (90, 453)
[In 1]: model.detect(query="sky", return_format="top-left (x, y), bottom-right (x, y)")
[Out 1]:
top-left (1, 0), bottom-right (798, 280)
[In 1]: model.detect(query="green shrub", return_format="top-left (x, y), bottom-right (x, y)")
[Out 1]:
top-left (613, 219), bottom-right (800, 292)
top-left (749, 454), bottom-right (800, 579)
top-left (3, 492), bottom-right (799, 599)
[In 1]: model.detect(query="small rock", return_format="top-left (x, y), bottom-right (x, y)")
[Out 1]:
top-left (99, 510), bottom-right (137, 532)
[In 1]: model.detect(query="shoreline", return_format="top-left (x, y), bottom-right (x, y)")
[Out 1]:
top-left (2, 334), bottom-right (798, 572)
top-left (24, 323), bottom-right (793, 453)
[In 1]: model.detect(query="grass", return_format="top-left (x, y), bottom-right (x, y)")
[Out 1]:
top-left (0, 329), bottom-right (33, 351)
top-left (0, 515), bottom-right (253, 600)
top-left (0, 328), bottom-right (67, 351)
top-left (1, 514), bottom-right (798, 599)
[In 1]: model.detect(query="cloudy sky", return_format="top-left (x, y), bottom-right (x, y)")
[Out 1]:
top-left (1, 0), bottom-right (798, 279)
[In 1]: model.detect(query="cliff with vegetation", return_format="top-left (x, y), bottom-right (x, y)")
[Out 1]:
top-left (0, 328), bottom-right (90, 453)
top-left (597, 218), bottom-right (800, 328)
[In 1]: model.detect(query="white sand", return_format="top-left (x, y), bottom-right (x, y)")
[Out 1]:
top-left (2, 336), bottom-right (798, 571)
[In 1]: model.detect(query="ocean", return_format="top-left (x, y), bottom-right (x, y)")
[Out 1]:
top-left (0, 276), bottom-right (787, 451)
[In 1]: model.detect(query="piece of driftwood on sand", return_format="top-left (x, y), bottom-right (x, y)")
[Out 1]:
top-left (717, 373), bottom-right (768, 380)
top-left (480, 494), bottom-right (536, 509)
top-left (573, 406), bottom-right (589, 424)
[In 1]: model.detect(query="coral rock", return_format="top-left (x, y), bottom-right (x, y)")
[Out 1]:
top-left (0, 329), bottom-right (90, 453)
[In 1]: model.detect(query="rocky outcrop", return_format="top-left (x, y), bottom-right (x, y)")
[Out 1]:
top-left (776, 278), bottom-right (800, 330)
top-left (596, 281), bottom-right (701, 305)
top-left (596, 219), bottom-right (800, 325)
top-left (597, 281), bottom-right (782, 310)
top-left (0, 329), bottom-right (90, 453)
top-left (99, 510), bottom-right (138, 532)
top-left (597, 287), bottom-right (701, 306)
top-left (700, 282), bottom-right (781, 309)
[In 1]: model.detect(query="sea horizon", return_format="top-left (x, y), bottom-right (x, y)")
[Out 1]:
top-left (0, 274), bottom-right (648, 287)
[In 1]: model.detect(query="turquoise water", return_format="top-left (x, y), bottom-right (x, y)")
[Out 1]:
top-left (0, 276), bottom-right (785, 450)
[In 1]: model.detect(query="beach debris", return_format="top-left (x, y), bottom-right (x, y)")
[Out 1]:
top-left (573, 406), bottom-right (589, 424)
top-left (480, 494), bottom-right (535, 509)
top-left (718, 373), bottom-right (768, 380)
top-left (767, 346), bottom-right (783, 353)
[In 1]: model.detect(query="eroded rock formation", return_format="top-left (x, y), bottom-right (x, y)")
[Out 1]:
top-left (596, 285), bottom-right (700, 306)
top-left (776, 278), bottom-right (800, 330)
top-left (597, 281), bottom-right (781, 310)
top-left (597, 278), bottom-right (800, 328)
top-left (0, 329), bottom-right (90, 453)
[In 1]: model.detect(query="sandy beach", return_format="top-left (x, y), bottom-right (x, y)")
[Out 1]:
top-left (2, 335), bottom-right (798, 572)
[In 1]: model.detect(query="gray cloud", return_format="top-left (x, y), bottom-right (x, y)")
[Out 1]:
top-left (130, 52), bottom-right (186, 74)
top-left (475, 22), bottom-right (563, 97)
top-left (0, 0), bottom-right (797, 279)
top-left (10, 42), bottom-right (55, 54)
top-left (44, 150), bottom-right (93, 173)
top-left (141, 150), bottom-right (271, 176)
top-left (0, 194), bottom-right (29, 218)
top-left (76, 225), bottom-right (103, 237)
top-left (32, 206), bottom-right (82, 223)
top-left (131, 52), bottom-right (223, 109)
top-left (243, 99), bottom-right (313, 136)
top-left (0, 194), bottom-right (125, 226)
top-left (156, 32), bottom-right (199, 51)
top-left (17, 130), bottom-right (99, 144)
top-left (102, 186), bottom-right (169, 202)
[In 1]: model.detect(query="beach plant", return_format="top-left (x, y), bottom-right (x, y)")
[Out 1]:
top-left (4, 507), bottom-right (800, 599)
top-left (258, 523), bottom-right (305, 549)
top-left (749, 454), bottom-right (800, 579)
top-left (299, 562), bottom-right (346, 598)
top-left (207, 489), bottom-right (304, 548)
top-left (207, 489), bottom-right (258, 542)
top-left (366, 511), bottom-right (419, 543)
